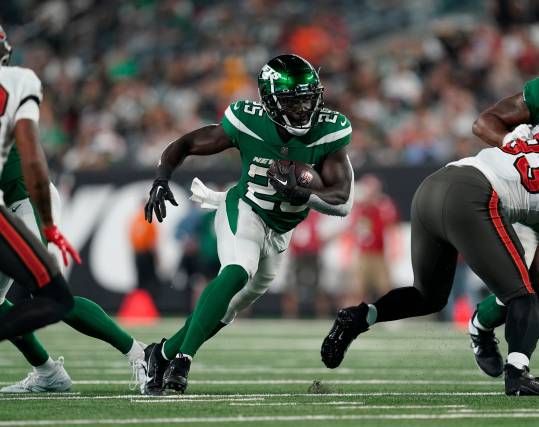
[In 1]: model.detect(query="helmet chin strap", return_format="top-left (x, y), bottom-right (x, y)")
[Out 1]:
top-left (284, 125), bottom-right (310, 136)
top-left (282, 115), bottom-right (312, 136)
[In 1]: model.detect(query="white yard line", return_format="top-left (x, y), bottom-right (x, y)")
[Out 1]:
top-left (132, 397), bottom-right (265, 403)
top-left (3, 413), bottom-right (539, 425)
top-left (0, 379), bottom-right (494, 386)
top-left (230, 403), bottom-right (468, 409)
top-left (187, 379), bottom-right (498, 385)
top-left (0, 360), bottom-right (482, 376)
top-left (0, 391), bottom-right (503, 401)
top-left (0, 379), bottom-right (499, 386)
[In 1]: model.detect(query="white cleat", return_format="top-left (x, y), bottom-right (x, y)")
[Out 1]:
top-left (129, 341), bottom-right (148, 394)
top-left (0, 357), bottom-right (72, 393)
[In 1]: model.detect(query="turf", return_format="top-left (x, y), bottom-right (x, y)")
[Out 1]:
top-left (0, 317), bottom-right (538, 426)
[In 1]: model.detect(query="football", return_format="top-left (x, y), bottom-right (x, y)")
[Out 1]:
top-left (269, 159), bottom-right (324, 190)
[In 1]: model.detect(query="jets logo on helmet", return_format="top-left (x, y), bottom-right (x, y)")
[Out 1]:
top-left (260, 65), bottom-right (282, 81)
top-left (258, 54), bottom-right (324, 136)
top-left (0, 25), bottom-right (12, 67)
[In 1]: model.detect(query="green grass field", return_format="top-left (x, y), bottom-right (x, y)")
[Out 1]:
top-left (0, 317), bottom-right (538, 427)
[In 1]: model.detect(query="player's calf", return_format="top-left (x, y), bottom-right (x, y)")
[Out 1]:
top-left (0, 275), bottom-right (74, 342)
top-left (321, 303), bottom-right (370, 369)
top-left (163, 353), bottom-right (191, 394)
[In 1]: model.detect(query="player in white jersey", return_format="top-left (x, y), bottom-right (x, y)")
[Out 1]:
top-left (322, 137), bottom-right (539, 396)
top-left (449, 135), bottom-right (539, 224)
top-left (0, 25), bottom-right (80, 343)
top-left (461, 77), bottom-right (539, 379)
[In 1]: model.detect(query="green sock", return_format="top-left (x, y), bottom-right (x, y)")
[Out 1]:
top-left (163, 314), bottom-right (193, 359)
top-left (163, 316), bottom-right (227, 360)
top-left (476, 294), bottom-right (507, 330)
top-left (63, 296), bottom-right (134, 354)
top-left (179, 265), bottom-right (248, 357)
top-left (0, 299), bottom-right (49, 366)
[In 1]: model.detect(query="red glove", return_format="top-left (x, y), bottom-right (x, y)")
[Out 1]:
top-left (43, 225), bottom-right (81, 267)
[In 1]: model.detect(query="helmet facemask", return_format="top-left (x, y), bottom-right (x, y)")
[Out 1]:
top-left (262, 86), bottom-right (324, 136)
top-left (0, 27), bottom-right (12, 67)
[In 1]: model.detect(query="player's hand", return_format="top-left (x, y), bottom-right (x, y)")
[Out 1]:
top-left (502, 124), bottom-right (534, 146)
top-left (43, 225), bottom-right (81, 267)
top-left (267, 162), bottom-right (310, 205)
top-left (145, 177), bottom-right (178, 223)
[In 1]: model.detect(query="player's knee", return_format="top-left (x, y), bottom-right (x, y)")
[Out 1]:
top-left (424, 293), bottom-right (448, 314)
top-left (34, 274), bottom-right (74, 317)
top-left (220, 265), bottom-right (249, 287)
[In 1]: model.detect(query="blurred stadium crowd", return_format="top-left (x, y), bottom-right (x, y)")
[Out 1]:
top-left (2, 0), bottom-right (539, 173)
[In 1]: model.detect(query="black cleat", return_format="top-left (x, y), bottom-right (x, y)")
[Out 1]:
top-left (142, 339), bottom-right (168, 396)
top-left (469, 322), bottom-right (504, 377)
top-left (505, 364), bottom-right (539, 396)
top-left (163, 353), bottom-right (191, 394)
top-left (321, 303), bottom-right (369, 369)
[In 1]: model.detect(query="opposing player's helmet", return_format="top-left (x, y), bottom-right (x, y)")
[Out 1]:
top-left (0, 26), bottom-right (12, 67)
top-left (258, 54), bottom-right (324, 136)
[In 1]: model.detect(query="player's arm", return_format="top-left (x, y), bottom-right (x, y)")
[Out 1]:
top-left (145, 124), bottom-right (233, 223)
top-left (14, 119), bottom-right (52, 226)
top-left (14, 119), bottom-right (80, 265)
top-left (307, 149), bottom-right (353, 216)
top-left (269, 148), bottom-right (354, 217)
top-left (472, 93), bottom-right (531, 147)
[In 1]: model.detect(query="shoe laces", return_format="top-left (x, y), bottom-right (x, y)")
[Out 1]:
top-left (15, 370), bottom-right (39, 390)
top-left (129, 359), bottom-right (147, 391)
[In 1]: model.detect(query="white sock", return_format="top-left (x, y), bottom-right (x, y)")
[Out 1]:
top-left (495, 297), bottom-right (505, 306)
top-left (366, 304), bottom-right (377, 326)
top-left (125, 339), bottom-right (145, 363)
top-left (469, 313), bottom-right (491, 334)
top-left (34, 357), bottom-right (55, 375)
top-left (161, 342), bottom-right (171, 361)
top-left (180, 354), bottom-right (193, 361)
top-left (507, 352), bottom-right (529, 370)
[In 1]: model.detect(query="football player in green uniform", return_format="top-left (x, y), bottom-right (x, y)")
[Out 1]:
top-left (143, 54), bottom-right (354, 395)
top-left (467, 77), bottom-right (539, 378)
top-left (0, 146), bottom-right (147, 393)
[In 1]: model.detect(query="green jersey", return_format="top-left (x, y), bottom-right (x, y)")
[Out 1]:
top-left (524, 77), bottom-right (539, 125)
top-left (221, 100), bottom-right (351, 234)
top-left (0, 146), bottom-right (27, 206)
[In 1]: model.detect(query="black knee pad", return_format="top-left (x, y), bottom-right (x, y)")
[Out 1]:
top-left (33, 274), bottom-right (74, 317)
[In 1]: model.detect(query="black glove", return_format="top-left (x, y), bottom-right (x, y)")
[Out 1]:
top-left (144, 178), bottom-right (178, 223)
top-left (267, 162), bottom-right (310, 205)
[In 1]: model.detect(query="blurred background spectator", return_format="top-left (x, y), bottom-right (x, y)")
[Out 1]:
top-left (282, 211), bottom-right (330, 318)
top-left (343, 174), bottom-right (399, 306)
top-left (129, 200), bottom-right (160, 298)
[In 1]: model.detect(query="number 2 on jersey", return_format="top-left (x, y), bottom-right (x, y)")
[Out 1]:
top-left (501, 138), bottom-right (539, 193)
top-left (246, 163), bottom-right (307, 212)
